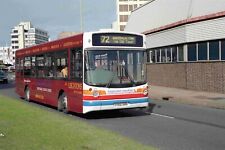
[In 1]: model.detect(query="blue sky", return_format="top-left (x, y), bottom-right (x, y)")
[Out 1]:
top-left (0, 0), bottom-right (116, 45)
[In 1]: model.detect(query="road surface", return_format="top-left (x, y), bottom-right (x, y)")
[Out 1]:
top-left (1, 82), bottom-right (225, 150)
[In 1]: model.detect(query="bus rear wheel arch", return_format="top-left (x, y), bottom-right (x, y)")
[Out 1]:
top-left (58, 92), bottom-right (68, 114)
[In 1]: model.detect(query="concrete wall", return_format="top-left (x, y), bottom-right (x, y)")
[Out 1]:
top-left (147, 62), bottom-right (225, 93)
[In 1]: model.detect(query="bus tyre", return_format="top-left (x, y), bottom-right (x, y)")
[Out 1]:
top-left (25, 87), bottom-right (30, 102)
top-left (58, 93), bottom-right (68, 114)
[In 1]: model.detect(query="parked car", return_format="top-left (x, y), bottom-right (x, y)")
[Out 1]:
top-left (0, 70), bottom-right (8, 84)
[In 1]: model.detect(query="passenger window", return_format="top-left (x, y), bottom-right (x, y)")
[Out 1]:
top-left (16, 58), bottom-right (23, 77)
top-left (71, 48), bottom-right (83, 81)
top-left (24, 56), bottom-right (32, 77)
top-left (45, 53), bottom-right (54, 78)
top-left (36, 55), bottom-right (45, 78)
top-left (55, 50), bottom-right (68, 79)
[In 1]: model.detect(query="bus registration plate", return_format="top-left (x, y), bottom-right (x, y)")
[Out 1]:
top-left (114, 102), bottom-right (128, 107)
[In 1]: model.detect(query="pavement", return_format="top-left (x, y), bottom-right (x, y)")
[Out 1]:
top-left (150, 85), bottom-right (225, 109)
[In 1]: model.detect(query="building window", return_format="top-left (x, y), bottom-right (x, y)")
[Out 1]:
top-left (198, 42), bottom-right (207, 60)
top-left (209, 41), bottom-right (219, 60)
top-left (221, 40), bottom-right (225, 60)
top-left (119, 5), bottom-right (128, 12)
top-left (147, 50), bottom-right (150, 62)
top-left (120, 25), bottom-right (125, 31)
top-left (148, 39), bottom-right (225, 63)
top-left (166, 48), bottom-right (171, 62)
top-left (129, 5), bottom-right (133, 11)
top-left (120, 15), bottom-right (128, 22)
top-left (171, 46), bottom-right (177, 62)
top-left (161, 48), bottom-right (166, 62)
top-left (178, 45), bottom-right (184, 61)
top-left (11, 35), bottom-right (18, 38)
top-left (188, 43), bottom-right (197, 61)
top-left (156, 50), bottom-right (160, 63)
top-left (150, 50), bottom-right (156, 63)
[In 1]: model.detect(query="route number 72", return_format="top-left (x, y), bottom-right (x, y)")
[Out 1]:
top-left (101, 36), bottom-right (110, 43)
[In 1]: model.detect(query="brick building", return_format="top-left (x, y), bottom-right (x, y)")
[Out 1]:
top-left (125, 0), bottom-right (225, 93)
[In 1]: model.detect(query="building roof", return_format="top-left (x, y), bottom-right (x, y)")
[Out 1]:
top-left (125, 0), bottom-right (225, 33)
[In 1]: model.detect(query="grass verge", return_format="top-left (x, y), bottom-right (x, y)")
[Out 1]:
top-left (0, 94), bottom-right (156, 150)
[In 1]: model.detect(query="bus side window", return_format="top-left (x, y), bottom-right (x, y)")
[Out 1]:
top-left (16, 58), bottom-right (23, 77)
top-left (55, 50), bottom-right (68, 79)
top-left (24, 56), bottom-right (32, 77)
top-left (45, 53), bottom-right (54, 78)
top-left (31, 56), bottom-right (36, 77)
top-left (36, 55), bottom-right (45, 78)
top-left (20, 59), bottom-right (24, 76)
top-left (71, 48), bottom-right (82, 81)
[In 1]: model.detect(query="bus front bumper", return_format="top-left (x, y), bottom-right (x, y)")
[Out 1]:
top-left (83, 97), bottom-right (150, 114)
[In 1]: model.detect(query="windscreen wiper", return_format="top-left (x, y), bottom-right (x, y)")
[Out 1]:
top-left (106, 72), bottom-right (116, 88)
top-left (106, 63), bottom-right (136, 88)
top-left (123, 66), bottom-right (136, 86)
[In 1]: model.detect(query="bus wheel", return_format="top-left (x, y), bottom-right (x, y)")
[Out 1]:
top-left (58, 93), bottom-right (68, 114)
top-left (25, 87), bottom-right (30, 102)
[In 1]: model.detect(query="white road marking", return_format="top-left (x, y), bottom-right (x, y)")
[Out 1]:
top-left (151, 113), bottom-right (175, 119)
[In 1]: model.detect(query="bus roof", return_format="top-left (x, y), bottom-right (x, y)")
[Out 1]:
top-left (16, 33), bottom-right (83, 57)
top-left (16, 31), bottom-right (145, 57)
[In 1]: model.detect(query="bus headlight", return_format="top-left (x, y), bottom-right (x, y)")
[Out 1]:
top-left (143, 89), bottom-right (148, 96)
top-left (93, 90), bottom-right (99, 98)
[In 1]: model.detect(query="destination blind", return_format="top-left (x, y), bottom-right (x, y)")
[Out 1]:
top-left (92, 33), bottom-right (143, 47)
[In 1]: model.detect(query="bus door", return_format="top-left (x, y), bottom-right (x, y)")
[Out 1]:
top-left (33, 54), bottom-right (55, 104)
top-left (68, 47), bottom-right (83, 112)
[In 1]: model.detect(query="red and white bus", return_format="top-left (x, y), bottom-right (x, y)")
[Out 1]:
top-left (16, 31), bottom-right (149, 114)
